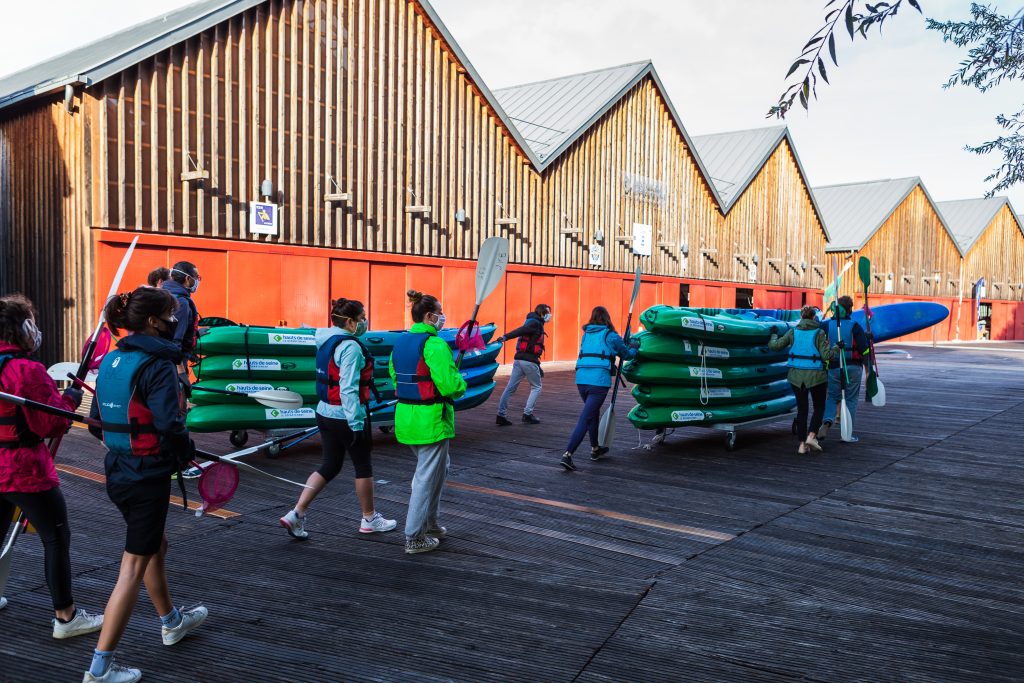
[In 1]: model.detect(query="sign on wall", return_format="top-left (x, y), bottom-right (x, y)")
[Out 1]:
top-left (588, 243), bottom-right (604, 267)
top-left (632, 223), bottom-right (652, 256)
top-left (250, 201), bottom-right (279, 236)
top-left (623, 173), bottom-right (667, 206)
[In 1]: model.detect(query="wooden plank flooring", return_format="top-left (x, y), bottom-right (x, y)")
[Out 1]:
top-left (1, 343), bottom-right (1022, 682)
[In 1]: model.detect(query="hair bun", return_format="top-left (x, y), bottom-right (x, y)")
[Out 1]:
top-left (406, 289), bottom-right (423, 303)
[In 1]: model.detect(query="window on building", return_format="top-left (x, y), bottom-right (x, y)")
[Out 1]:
top-left (679, 284), bottom-right (690, 306)
top-left (735, 288), bottom-right (754, 309)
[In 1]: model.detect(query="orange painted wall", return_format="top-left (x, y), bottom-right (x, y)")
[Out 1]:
top-left (96, 230), bottom-right (979, 362)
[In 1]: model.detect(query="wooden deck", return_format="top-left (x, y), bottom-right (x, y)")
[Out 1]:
top-left (2, 343), bottom-right (1023, 682)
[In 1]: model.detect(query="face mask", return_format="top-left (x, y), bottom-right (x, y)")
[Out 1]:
top-left (171, 268), bottom-right (200, 294)
top-left (354, 320), bottom-right (368, 337)
top-left (21, 318), bottom-right (42, 352)
top-left (156, 315), bottom-right (177, 341)
top-left (430, 313), bottom-right (446, 331)
top-left (543, 313), bottom-right (552, 323)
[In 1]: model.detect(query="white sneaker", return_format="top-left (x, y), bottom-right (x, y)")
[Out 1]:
top-left (53, 608), bottom-right (104, 639)
top-left (82, 662), bottom-right (142, 683)
top-left (359, 511), bottom-right (397, 534)
top-left (161, 604), bottom-right (208, 646)
top-left (279, 509), bottom-right (308, 539)
top-left (0, 596), bottom-right (7, 610)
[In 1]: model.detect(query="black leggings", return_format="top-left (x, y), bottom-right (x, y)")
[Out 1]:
top-left (0, 487), bottom-right (74, 611)
top-left (315, 414), bottom-right (373, 480)
top-left (793, 382), bottom-right (827, 441)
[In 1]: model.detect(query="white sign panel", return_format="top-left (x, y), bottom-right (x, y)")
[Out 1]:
top-left (884, 275), bottom-right (894, 293)
top-left (588, 244), bottom-right (603, 267)
top-left (748, 263), bottom-right (757, 282)
top-left (632, 223), bottom-right (652, 256)
top-left (249, 201), bottom-right (279, 235)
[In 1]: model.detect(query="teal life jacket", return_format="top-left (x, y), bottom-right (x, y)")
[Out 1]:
top-left (824, 319), bottom-right (862, 364)
top-left (576, 329), bottom-right (615, 374)
top-left (95, 349), bottom-right (162, 457)
top-left (787, 328), bottom-right (824, 370)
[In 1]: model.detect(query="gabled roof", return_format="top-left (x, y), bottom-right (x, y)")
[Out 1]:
top-left (0, 0), bottom-right (543, 166)
top-left (937, 197), bottom-right (1022, 254)
top-left (814, 177), bottom-right (963, 255)
top-left (494, 62), bottom-right (726, 208)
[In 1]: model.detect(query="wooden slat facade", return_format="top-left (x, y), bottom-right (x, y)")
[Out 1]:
top-left (962, 204), bottom-right (1024, 302)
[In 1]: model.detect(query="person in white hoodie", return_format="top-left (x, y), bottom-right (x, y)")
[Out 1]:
top-left (278, 298), bottom-right (396, 539)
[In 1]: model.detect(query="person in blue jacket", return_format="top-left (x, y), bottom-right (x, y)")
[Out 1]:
top-left (819, 296), bottom-right (871, 442)
top-left (159, 261), bottom-right (202, 364)
top-left (83, 287), bottom-right (207, 683)
top-left (560, 306), bottom-right (638, 472)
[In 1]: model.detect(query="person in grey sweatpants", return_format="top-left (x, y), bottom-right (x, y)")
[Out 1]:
top-left (404, 441), bottom-right (449, 541)
top-left (495, 304), bottom-right (550, 426)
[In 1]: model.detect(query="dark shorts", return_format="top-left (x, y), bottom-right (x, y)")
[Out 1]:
top-left (106, 478), bottom-right (171, 556)
top-left (315, 413), bottom-right (373, 481)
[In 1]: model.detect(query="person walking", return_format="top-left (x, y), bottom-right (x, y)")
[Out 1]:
top-left (769, 306), bottom-right (840, 455)
top-left (819, 295), bottom-right (871, 442)
top-left (279, 298), bottom-right (397, 539)
top-left (83, 286), bottom-right (208, 683)
top-left (159, 261), bottom-right (202, 364)
top-left (559, 306), bottom-right (638, 472)
top-left (494, 304), bottom-right (550, 426)
top-left (389, 290), bottom-right (467, 555)
top-left (0, 295), bottom-right (104, 638)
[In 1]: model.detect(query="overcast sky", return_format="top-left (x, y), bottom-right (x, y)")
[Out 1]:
top-left (2, 0), bottom-right (1020, 208)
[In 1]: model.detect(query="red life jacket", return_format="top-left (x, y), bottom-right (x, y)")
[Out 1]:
top-left (316, 334), bottom-right (378, 406)
top-left (0, 353), bottom-right (42, 449)
top-left (516, 328), bottom-right (546, 357)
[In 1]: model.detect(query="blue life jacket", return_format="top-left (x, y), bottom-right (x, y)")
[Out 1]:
top-left (576, 329), bottom-right (615, 374)
top-left (0, 353), bottom-right (41, 449)
top-left (787, 328), bottom-right (824, 370)
top-left (391, 333), bottom-right (446, 405)
top-left (95, 349), bottom-right (163, 457)
top-left (824, 319), bottom-right (861, 364)
top-left (315, 333), bottom-right (377, 405)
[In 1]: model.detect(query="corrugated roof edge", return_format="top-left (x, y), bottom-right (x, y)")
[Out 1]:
top-left (936, 196), bottom-right (1007, 254)
top-left (819, 176), bottom-right (964, 256)
top-left (0, 0), bottom-right (258, 111)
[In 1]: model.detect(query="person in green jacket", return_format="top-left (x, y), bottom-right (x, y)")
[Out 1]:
top-left (389, 290), bottom-right (467, 554)
top-left (768, 306), bottom-right (840, 455)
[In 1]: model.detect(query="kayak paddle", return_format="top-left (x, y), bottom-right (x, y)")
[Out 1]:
top-left (598, 266), bottom-right (642, 448)
top-left (857, 256), bottom-right (886, 407)
top-left (831, 257), bottom-right (854, 442)
top-left (190, 385), bottom-right (304, 410)
top-left (455, 236), bottom-right (509, 368)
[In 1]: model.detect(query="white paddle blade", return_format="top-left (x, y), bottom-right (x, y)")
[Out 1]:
top-left (474, 236), bottom-right (510, 305)
top-left (870, 378), bottom-right (886, 407)
top-left (249, 389), bottom-right (304, 410)
top-left (629, 267), bottom-right (642, 309)
top-left (840, 397), bottom-right (854, 442)
top-left (47, 362), bottom-right (81, 381)
top-left (598, 405), bottom-right (615, 448)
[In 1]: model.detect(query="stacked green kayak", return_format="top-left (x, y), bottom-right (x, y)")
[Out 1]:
top-left (625, 306), bottom-right (799, 430)
top-left (189, 323), bottom-right (499, 433)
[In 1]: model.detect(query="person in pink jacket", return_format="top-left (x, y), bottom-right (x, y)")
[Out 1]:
top-left (0, 294), bottom-right (104, 639)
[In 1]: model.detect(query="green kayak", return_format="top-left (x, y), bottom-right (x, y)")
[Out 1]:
top-left (196, 327), bottom-right (316, 357)
top-left (634, 331), bottom-right (787, 365)
top-left (622, 359), bottom-right (788, 386)
top-left (192, 380), bottom-right (319, 405)
top-left (628, 395), bottom-right (797, 429)
top-left (631, 379), bottom-right (792, 407)
top-left (640, 306), bottom-right (798, 343)
top-left (195, 355), bottom-right (316, 380)
top-left (188, 404), bottom-right (319, 432)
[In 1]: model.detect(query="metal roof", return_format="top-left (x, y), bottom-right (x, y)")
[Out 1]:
top-left (691, 126), bottom-right (787, 208)
top-left (814, 177), bottom-right (963, 255)
top-left (494, 61), bottom-right (725, 207)
top-left (936, 197), bottom-right (1019, 254)
top-left (0, 0), bottom-right (264, 111)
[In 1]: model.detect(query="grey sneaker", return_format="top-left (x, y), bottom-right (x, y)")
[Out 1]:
top-left (82, 662), bottom-right (142, 683)
top-left (359, 511), bottom-right (398, 534)
top-left (818, 421), bottom-right (832, 440)
top-left (424, 524), bottom-right (447, 539)
top-left (162, 604), bottom-right (208, 646)
top-left (405, 536), bottom-right (440, 554)
top-left (560, 453), bottom-right (576, 471)
top-left (0, 596), bottom-right (6, 611)
top-left (53, 608), bottom-right (104, 639)
top-left (279, 509), bottom-right (309, 539)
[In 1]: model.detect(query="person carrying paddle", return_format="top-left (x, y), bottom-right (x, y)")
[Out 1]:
top-left (819, 295), bottom-right (870, 443)
top-left (769, 306), bottom-right (840, 455)
top-left (390, 290), bottom-right (467, 555)
top-left (494, 303), bottom-right (551, 426)
top-left (83, 287), bottom-right (207, 683)
top-left (279, 297), bottom-right (397, 539)
top-left (0, 295), bottom-right (105, 638)
top-left (560, 306), bottom-right (638, 472)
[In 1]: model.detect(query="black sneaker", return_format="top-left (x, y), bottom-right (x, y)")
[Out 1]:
top-left (496, 415), bottom-right (513, 427)
top-left (560, 453), bottom-right (576, 471)
top-left (590, 446), bottom-right (609, 461)
top-left (522, 414), bottom-right (540, 425)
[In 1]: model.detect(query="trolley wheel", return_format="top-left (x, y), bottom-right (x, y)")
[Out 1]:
top-left (379, 426), bottom-right (393, 434)
top-left (229, 430), bottom-right (249, 447)
top-left (791, 418), bottom-right (798, 435)
top-left (724, 431), bottom-right (737, 452)
top-left (266, 443), bottom-right (282, 459)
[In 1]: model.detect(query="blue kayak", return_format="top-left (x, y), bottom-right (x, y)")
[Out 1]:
top-left (740, 302), bottom-right (949, 343)
top-left (371, 341), bottom-right (502, 378)
top-left (373, 362), bottom-right (498, 399)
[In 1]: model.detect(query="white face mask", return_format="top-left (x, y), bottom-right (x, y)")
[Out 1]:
top-left (171, 268), bottom-right (201, 293)
top-left (543, 313), bottom-right (552, 323)
top-left (22, 318), bottom-right (42, 352)
top-left (430, 313), bottom-right (446, 331)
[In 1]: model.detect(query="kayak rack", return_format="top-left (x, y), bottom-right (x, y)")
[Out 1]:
top-left (645, 409), bottom-right (797, 452)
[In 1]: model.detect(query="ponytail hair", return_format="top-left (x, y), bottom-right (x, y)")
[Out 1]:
top-left (407, 289), bottom-right (440, 322)
top-left (0, 294), bottom-right (37, 351)
top-left (800, 305), bottom-right (818, 320)
top-left (330, 297), bottom-right (365, 325)
top-left (104, 286), bottom-right (177, 335)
